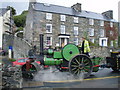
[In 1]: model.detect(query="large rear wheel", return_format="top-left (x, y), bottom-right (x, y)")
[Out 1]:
top-left (69, 54), bottom-right (93, 78)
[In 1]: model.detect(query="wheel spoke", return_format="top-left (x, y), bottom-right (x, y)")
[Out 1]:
top-left (73, 69), bottom-right (78, 74)
top-left (71, 65), bottom-right (79, 67)
top-left (72, 67), bottom-right (77, 71)
top-left (75, 58), bottom-right (80, 64)
top-left (72, 61), bottom-right (77, 64)
top-left (81, 57), bottom-right (84, 63)
top-left (84, 62), bottom-right (89, 66)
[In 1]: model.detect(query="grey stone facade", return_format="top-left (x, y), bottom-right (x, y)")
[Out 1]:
top-left (24, 2), bottom-right (119, 53)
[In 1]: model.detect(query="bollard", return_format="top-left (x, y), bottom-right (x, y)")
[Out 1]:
top-left (8, 46), bottom-right (13, 59)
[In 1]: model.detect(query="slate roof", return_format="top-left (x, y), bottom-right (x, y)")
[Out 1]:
top-left (33, 3), bottom-right (117, 22)
top-left (0, 8), bottom-right (8, 16)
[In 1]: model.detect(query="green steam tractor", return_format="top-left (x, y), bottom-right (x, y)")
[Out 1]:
top-left (21, 34), bottom-right (120, 79)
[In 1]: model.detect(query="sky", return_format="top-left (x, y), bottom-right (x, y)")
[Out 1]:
top-left (0, 0), bottom-right (120, 21)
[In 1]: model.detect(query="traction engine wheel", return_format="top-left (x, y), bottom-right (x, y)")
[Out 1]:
top-left (69, 54), bottom-right (93, 78)
top-left (22, 64), bottom-right (37, 79)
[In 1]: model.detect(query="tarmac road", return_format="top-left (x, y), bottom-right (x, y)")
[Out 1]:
top-left (23, 67), bottom-right (120, 89)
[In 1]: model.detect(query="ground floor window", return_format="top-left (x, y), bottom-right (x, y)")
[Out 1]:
top-left (46, 36), bottom-right (52, 46)
top-left (99, 38), bottom-right (108, 46)
top-left (74, 37), bottom-right (78, 45)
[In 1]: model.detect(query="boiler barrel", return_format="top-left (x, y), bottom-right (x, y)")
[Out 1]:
top-left (44, 56), bottom-right (63, 65)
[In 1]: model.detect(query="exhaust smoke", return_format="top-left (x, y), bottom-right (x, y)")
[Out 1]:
top-left (33, 66), bottom-right (85, 82)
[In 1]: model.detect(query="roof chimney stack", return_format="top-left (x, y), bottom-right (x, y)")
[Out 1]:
top-left (71, 3), bottom-right (82, 12)
top-left (102, 10), bottom-right (113, 19)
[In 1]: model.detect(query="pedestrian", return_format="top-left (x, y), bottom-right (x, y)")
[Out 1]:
top-left (78, 37), bottom-right (90, 57)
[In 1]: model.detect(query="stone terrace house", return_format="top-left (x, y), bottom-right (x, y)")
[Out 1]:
top-left (24, 2), bottom-right (119, 50)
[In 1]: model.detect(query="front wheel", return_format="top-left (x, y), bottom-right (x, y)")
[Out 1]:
top-left (69, 54), bottom-right (93, 78)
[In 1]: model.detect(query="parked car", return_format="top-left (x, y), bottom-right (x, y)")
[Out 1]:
top-left (12, 58), bottom-right (41, 67)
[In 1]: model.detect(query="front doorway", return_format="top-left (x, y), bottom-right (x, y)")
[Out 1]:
top-left (60, 38), bottom-right (69, 47)
top-left (58, 34), bottom-right (70, 48)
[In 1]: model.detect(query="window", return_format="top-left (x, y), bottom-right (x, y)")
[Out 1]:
top-left (110, 22), bottom-right (113, 27)
top-left (110, 41), bottom-right (113, 47)
top-left (46, 24), bottom-right (52, 33)
top-left (99, 29), bottom-right (104, 37)
top-left (46, 13), bottom-right (52, 20)
top-left (110, 31), bottom-right (113, 36)
top-left (100, 21), bottom-right (104, 26)
top-left (60, 15), bottom-right (66, 21)
top-left (74, 37), bottom-right (78, 45)
top-left (89, 28), bottom-right (94, 36)
top-left (60, 25), bottom-right (65, 34)
top-left (90, 38), bottom-right (94, 43)
top-left (74, 17), bottom-right (78, 23)
top-left (74, 26), bottom-right (78, 36)
top-left (99, 38), bottom-right (108, 46)
top-left (46, 37), bottom-right (52, 46)
top-left (89, 19), bottom-right (94, 25)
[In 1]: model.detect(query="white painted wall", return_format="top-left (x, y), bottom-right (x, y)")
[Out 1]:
top-left (0, 16), bottom-right (3, 48)
top-left (118, 1), bottom-right (120, 22)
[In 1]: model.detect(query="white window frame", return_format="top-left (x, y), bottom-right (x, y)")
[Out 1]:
top-left (110, 22), bottom-right (113, 27)
top-left (100, 20), bottom-right (104, 26)
top-left (46, 24), bottom-right (52, 33)
top-left (60, 15), bottom-right (66, 21)
top-left (74, 26), bottom-right (78, 36)
top-left (99, 38), bottom-right (108, 47)
top-left (99, 29), bottom-right (104, 37)
top-left (60, 25), bottom-right (65, 34)
top-left (74, 37), bottom-right (78, 45)
top-left (89, 28), bottom-right (94, 36)
top-left (46, 36), bottom-right (52, 46)
top-left (74, 17), bottom-right (79, 23)
top-left (90, 38), bottom-right (95, 43)
top-left (46, 13), bottom-right (52, 20)
top-left (89, 19), bottom-right (94, 25)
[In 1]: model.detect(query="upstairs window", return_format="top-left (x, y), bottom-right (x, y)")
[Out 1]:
top-left (74, 26), bottom-right (78, 36)
top-left (89, 28), bottom-right (94, 36)
top-left (89, 19), bottom-right (94, 25)
top-left (99, 29), bottom-right (104, 37)
top-left (46, 37), bottom-right (52, 46)
top-left (100, 21), bottom-right (104, 26)
top-left (46, 13), bottom-right (52, 20)
top-left (60, 25), bottom-right (65, 34)
top-left (74, 17), bottom-right (79, 23)
top-left (110, 30), bottom-right (114, 36)
top-left (60, 15), bottom-right (66, 21)
top-left (46, 24), bottom-right (52, 33)
top-left (110, 22), bottom-right (113, 27)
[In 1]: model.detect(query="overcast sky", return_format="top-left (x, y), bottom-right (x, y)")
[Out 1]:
top-left (0, 0), bottom-right (119, 21)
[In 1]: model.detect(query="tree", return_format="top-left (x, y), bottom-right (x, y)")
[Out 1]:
top-left (13, 10), bottom-right (28, 27)
top-left (7, 6), bottom-right (16, 15)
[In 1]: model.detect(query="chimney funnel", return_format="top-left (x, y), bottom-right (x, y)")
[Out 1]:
top-left (71, 3), bottom-right (82, 12)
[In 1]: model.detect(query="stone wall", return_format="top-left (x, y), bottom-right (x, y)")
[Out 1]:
top-left (90, 46), bottom-right (110, 58)
top-left (3, 34), bottom-right (31, 59)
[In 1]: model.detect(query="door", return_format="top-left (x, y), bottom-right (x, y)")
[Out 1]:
top-left (60, 38), bottom-right (69, 47)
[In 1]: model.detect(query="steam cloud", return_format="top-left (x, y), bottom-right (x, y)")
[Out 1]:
top-left (33, 66), bottom-right (84, 82)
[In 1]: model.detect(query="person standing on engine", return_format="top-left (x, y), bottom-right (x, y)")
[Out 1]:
top-left (78, 37), bottom-right (90, 57)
